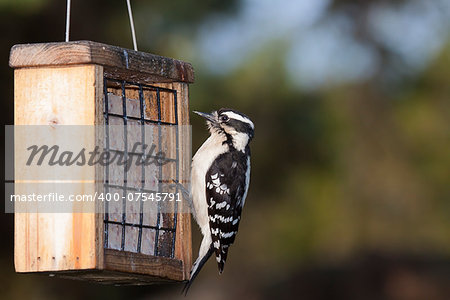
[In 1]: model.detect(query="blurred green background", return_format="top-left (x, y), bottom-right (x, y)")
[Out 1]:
top-left (1, 0), bottom-right (449, 299)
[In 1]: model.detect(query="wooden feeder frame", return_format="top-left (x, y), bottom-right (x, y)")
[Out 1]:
top-left (10, 41), bottom-right (193, 285)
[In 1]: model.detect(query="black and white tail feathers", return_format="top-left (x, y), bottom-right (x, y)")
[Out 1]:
top-left (182, 246), bottom-right (214, 296)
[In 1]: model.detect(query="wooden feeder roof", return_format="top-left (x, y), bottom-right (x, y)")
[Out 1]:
top-left (9, 40), bottom-right (194, 83)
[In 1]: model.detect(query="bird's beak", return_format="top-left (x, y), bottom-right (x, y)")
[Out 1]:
top-left (194, 111), bottom-right (217, 123)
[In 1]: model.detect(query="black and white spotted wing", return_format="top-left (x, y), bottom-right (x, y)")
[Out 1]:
top-left (205, 149), bottom-right (250, 273)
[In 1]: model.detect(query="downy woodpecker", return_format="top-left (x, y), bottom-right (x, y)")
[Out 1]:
top-left (184, 108), bottom-right (254, 293)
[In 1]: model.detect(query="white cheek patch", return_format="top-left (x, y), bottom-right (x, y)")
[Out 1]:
top-left (232, 132), bottom-right (249, 152)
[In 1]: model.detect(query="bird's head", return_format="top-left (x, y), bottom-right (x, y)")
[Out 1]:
top-left (194, 108), bottom-right (254, 151)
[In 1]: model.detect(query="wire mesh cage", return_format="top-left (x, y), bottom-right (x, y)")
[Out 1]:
top-left (103, 79), bottom-right (181, 258)
top-left (10, 41), bottom-right (194, 284)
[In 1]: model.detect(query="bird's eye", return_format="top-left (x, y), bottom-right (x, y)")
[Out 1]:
top-left (220, 115), bottom-right (229, 122)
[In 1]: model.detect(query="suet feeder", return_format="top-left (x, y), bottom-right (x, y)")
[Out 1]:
top-left (10, 41), bottom-right (194, 284)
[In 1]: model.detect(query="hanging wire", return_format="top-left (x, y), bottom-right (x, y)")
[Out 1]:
top-left (65, 0), bottom-right (71, 42)
top-left (126, 0), bottom-right (138, 51)
top-left (65, 0), bottom-right (138, 49)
